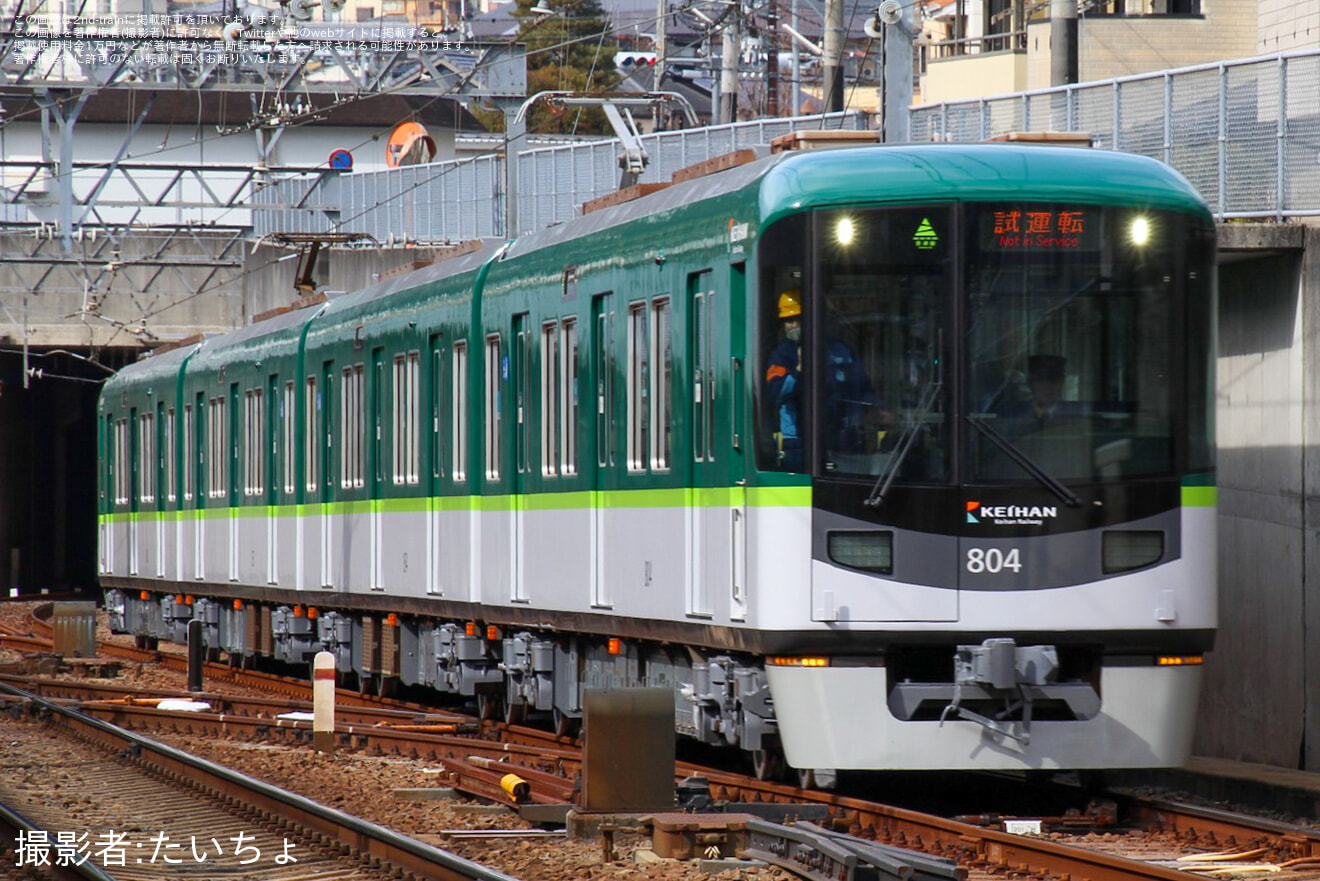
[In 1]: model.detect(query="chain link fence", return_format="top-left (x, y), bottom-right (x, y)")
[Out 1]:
top-left (912, 50), bottom-right (1320, 220)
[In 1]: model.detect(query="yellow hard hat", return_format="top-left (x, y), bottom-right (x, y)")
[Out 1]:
top-left (778, 289), bottom-right (802, 319)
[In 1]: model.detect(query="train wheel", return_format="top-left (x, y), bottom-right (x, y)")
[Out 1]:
top-left (751, 746), bottom-right (787, 782)
top-left (504, 699), bottom-right (526, 725)
top-left (795, 767), bottom-right (839, 791)
top-left (552, 708), bottom-right (578, 738)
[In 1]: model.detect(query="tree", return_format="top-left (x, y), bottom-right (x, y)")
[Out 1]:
top-left (512, 0), bottom-right (622, 135)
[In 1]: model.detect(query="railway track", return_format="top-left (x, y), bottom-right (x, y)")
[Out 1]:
top-left (7, 601), bottom-right (1320, 881)
top-left (0, 681), bottom-right (523, 881)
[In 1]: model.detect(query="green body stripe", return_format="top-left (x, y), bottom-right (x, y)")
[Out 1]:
top-left (1181, 486), bottom-right (1217, 507)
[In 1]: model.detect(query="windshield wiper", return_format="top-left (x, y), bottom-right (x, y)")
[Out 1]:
top-left (965, 414), bottom-right (1082, 507)
top-left (864, 379), bottom-right (942, 508)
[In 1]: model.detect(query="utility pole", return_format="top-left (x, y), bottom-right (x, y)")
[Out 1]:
top-left (720, 6), bottom-right (740, 123)
top-left (790, 0), bottom-right (801, 115)
top-left (822, 0), bottom-right (843, 111)
top-left (766, 0), bottom-right (778, 117)
top-left (655, 0), bottom-right (667, 126)
top-left (881, 0), bottom-right (912, 143)
top-left (1050, 0), bottom-right (1078, 86)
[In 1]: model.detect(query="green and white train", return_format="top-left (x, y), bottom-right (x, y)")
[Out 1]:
top-left (100, 140), bottom-right (1217, 783)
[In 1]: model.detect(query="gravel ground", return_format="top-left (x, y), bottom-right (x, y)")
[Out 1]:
top-left (0, 600), bottom-right (795, 881)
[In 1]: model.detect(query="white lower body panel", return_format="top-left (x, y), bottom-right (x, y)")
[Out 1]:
top-left (768, 663), bottom-right (1202, 770)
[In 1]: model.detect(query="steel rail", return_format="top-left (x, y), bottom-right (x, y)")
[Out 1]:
top-left (0, 680), bottom-right (524, 881)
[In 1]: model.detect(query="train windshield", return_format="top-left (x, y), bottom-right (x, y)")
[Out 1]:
top-left (756, 203), bottom-right (1213, 485)
top-left (966, 204), bottom-right (1189, 483)
top-left (756, 207), bottom-right (953, 479)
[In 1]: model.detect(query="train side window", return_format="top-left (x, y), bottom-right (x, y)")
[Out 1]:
top-left (541, 320), bottom-right (560, 477)
top-left (651, 296), bottom-right (672, 472)
top-left (594, 294), bottom-right (615, 469)
top-left (208, 396), bottom-right (227, 499)
top-left (183, 405), bottom-right (194, 502)
top-left (562, 317), bottom-right (578, 476)
top-left (484, 334), bottom-right (501, 481)
top-left (341, 364), bottom-right (364, 489)
top-left (393, 351), bottom-right (420, 485)
top-left (627, 302), bottom-right (649, 472)
top-left (453, 341), bottom-right (468, 482)
top-left (690, 271), bottom-right (714, 462)
top-left (244, 388), bottom-right (264, 497)
top-left (166, 407), bottom-right (177, 503)
top-left (138, 411), bottom-right (155, 503)
top-left (305, 377), bottom-right (318, 494)
top-left (114, 418), bottom-right (129, 505)
top-left (430, 340), bottom-right (444, 481)
top-left (282, 381), bottom-right (295, 495)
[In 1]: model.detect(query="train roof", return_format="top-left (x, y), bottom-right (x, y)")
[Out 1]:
top-left (757, 143), bottom-right (1212, 222)
top-left (500, 142), bottom-right (1210, 261)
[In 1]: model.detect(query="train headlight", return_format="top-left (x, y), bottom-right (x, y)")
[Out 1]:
top-left (1101, 529), bottom-right (1164, 574)
top-left (827, 530), bottom-right (893, 574)
top-left (834, 215), bottom-right (857, 247)
top-left (1129, 216), bottom-right (1151, 246)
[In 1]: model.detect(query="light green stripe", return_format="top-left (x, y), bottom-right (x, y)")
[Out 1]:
top-left (1181, 486), bottom-right (1217, 507)
top-left (100, 483), bottom-right (816, 525)
top-left (747, 485), bottom-right (812, 507)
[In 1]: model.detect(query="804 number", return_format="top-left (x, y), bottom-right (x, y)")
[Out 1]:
top-left (966, 547), bottom-right (1022, 574)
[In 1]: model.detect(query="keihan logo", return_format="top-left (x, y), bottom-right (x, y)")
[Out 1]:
top-left (913, 218), bottom-right (940, 250)
top-left (966, 500), bottom-right (1059, 525)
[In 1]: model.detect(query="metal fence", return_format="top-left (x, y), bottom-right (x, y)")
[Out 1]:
top-left (252, 111), bottom-right (871, 242)
top-left (911, 49), bottom-right (1320, 220)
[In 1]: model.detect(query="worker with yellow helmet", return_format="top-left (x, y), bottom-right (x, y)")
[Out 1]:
top-left (765, 289), bottom-right (806, 470)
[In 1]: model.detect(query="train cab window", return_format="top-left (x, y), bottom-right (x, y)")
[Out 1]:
top-left (756, 209), bottom-right (951, 481)
top-left (453, 342), bottom-right (468, 482)
top-left (393, 351), bottom-right (420, 485)
top-left (138, 412), bottom-right (155, 503)
top-left (966, 205), bottom-right (1184, 482)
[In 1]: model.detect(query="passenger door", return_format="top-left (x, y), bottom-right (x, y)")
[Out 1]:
top-left (690, 267), bottom-right (748, 621)
top-left (591, 293), bottom-right (616, 609)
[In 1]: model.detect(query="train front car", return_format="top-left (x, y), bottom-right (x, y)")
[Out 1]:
top-left (752, 144), bottom-right (1217, 774)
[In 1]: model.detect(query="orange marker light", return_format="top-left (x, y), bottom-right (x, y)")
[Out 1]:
top-left (1157, 654), bottom-right (1204, 666)
top-left (184, 596), bottom-right (194, 606)
top-left (387, 613), bottom-right (399, 627)
top-left (485, 625), bottom-right (499, 640)
top-left (607, 638), bottom-right (622, 655)
top-left (175, 594), bottom-right (184, 604)
top-left (307, 607), bottom-right (318, 619)
top-left (233, 599), bottom-right (243, 611)
top-left (139, 591), bottom-right (150, 601)
top-left (293, 606), bottom-right (304, 618)
top-left (465, 622), bottom-right (478, 637)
